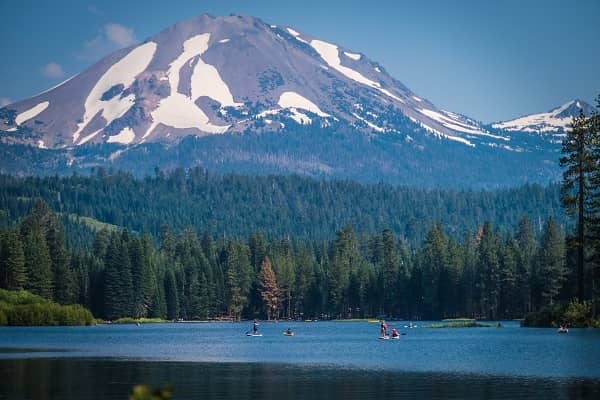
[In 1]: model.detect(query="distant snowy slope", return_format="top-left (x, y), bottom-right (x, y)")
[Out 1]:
top-left (492, 100), bottom-right (594, 134)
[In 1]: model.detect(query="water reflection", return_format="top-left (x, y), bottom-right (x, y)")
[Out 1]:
top-left (1, 359), bottom-right (599, 400)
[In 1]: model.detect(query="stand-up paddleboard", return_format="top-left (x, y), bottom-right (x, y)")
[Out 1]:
top-left (246, 332), bottom-right (263, 337)
top-left (378, 335), bottom-right (390, 340)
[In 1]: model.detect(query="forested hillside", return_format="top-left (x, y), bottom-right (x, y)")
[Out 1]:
top-left (0, 170), bottom-right (564, 247)
top-left (0, 199), bottom-right (574, 321)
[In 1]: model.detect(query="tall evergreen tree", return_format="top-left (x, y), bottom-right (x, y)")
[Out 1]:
top-left (535, 218), bottom-right (567, 307)
top-left (560, 109), bottom-right (595, 302)
top-left (476, 222), bottom-right (501, 319)
top-left (47, 220), bottom-right (75, 304)
top-left (258, 257), bottom-right (279, 320)
top-left (23, 227), bottom-right (53, 299)
top-left (381, 229), bottom-right (399, 315)
top-left (0, 230), bottom-right (26, 290)
top-left (515, 216), bottom-right (536, 313)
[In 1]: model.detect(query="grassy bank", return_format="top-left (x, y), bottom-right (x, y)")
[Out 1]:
top-left (425, 321), bottom-right (498, 328)
top-left (0, 289), bottom-right (94, 326)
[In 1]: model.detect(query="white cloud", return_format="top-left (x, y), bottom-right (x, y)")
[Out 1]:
top-left (87, 5), bottom-right (103, 15)
top-left (41, 62), bottom-right (65, 78)
top-left (79, 23), bottom-right (137, 61)
top-left (0, 98), bottom-right (12, 107)
top-left (104, 23), bottom-right (136, 47)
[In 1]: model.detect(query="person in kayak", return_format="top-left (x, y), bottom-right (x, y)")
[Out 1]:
top-left (380, 320), bottom-right (388, 336)
top-left (391, 328), bottom-right (399, 338)
top-left (253, 319), bottom-right (259, 334)
top-left (286, 327), bottom-right (293, 335)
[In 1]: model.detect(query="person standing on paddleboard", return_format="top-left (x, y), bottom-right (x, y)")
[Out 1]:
top-left (253, 319), bottom-right (259, 334)
top-left (380, 320), bottom-right (388, 336)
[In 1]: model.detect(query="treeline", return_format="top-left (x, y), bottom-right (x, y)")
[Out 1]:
top-left (0, 199), bottom-right (573, 321)
top-left (0, 170), bottom-right (564, 246)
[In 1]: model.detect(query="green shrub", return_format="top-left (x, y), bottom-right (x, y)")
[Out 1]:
top-left (0, 289), bottom-right (94, 326)
top-left (563, 300), bottom-right (592, 328)
top-left (521, 304), bottom-right (563, 327)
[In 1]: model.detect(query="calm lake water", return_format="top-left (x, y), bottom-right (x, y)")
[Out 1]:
top-left (0, 321), bottom-right (599, 399)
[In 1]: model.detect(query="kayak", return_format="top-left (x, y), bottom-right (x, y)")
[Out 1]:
top-left (283, 332), bottom-right (295, 336)
top-left (391, 335), bottom-right (400, 339)
top-left (558, 328), bottom-right (568, 334)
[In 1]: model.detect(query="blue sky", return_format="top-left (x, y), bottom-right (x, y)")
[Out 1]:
top-left (0, 0), bottom-right (598, 122)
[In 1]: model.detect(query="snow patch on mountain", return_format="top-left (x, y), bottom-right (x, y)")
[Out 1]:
top-left (310, 39), bottom-right (403, 103)
top-left (286, 27), bottom-right (308, 44)
top-left (73, 41), bottom-right (157, 143)
top-left (107, 126), bottom-right (135, 144)
top-left (288, 109), bottom-right (312, 125)
top-left (36, 74), bottom-right (78, 96)
top-left (409, 116), bottom-right (474, 147)
top-left (418, 108), bottom-right (504, 139)
top-left (352, 112), bottom-right (384, 132)
top-left (278, 91), bottom-right (330, 117)
top-left (145, 34), bottom-right (230, 138)
top-left (344, 52), bottom-right (361, 61)
top-left (190, 48), bottom-right (242, 107)
top-left (15, 101), bottom-right (49, 125)
top-left (78, 129), bottom-right (102, 145)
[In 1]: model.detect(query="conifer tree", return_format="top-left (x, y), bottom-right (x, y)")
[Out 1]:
top-left (0, 230), bottom-right (26, 290)
top-left (381, 229), bottom-right (399, 315)
top-left (560, 109), bottom-right (595, 302)
top-left (535, 218), bottom-right (566, 307)
top-left (23, 227), bottom-right (53, 299)
top-left (164, 268), bottom-right (179, 320)
top-left (258, 257), bottom-right (279, 319)
top-left (47, 220), bottom-right (75, 304)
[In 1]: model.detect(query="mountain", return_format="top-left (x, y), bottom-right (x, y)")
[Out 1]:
top-left (491, 99), bottom-right (595, 138)
top-left (0, 14), bottom-right (590, 187)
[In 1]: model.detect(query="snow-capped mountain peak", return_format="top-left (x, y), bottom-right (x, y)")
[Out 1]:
top-left (0, 14), bottom-right (496, 149)
top-left (491, 99), bottom-right (594, 134)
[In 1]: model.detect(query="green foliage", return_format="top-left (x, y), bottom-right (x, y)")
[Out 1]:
top-left (0, 186), bottom-right (589, 324)
top-left (522, 304), bottom-right (562, 327)
top-left (426, 321), bottom-right (495, 328)
top-left (0, 289), bottom-right (94, 326)
top-left (563, 300), bottom-right (592, 327)
top-left (129, 384), bottom-right (173, 400)
top-left (0, 172), bottom-right (565, 246)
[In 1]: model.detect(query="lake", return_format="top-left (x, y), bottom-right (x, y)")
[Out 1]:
top-left (1, 321), bottom-right (599, 399)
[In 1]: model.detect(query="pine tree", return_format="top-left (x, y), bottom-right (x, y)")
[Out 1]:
top-left (258, 257), bottom-right (279, 320)
top-left (0, 230), bottom-right (26, 290)
top-left (164, 268), bottom-right (179, 320)
top-left (587, 96), bottom-right (600, 316)
top-left (560, 109), bottom-right (595, 302)
top-left (418, 224), bottom-right (447, 319)
top-left (535, 218), bottom-right (566, 307)
top-left (381, 229), bottom-right (399, 315)
top-left (476, 222), bottom-right (501, 319)
top-left (47, 219), bottom-right (75, 304)
top-left (515, 217), bottom-right (536, 313)
top-left (23, 227), bottom-right (53, 299)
